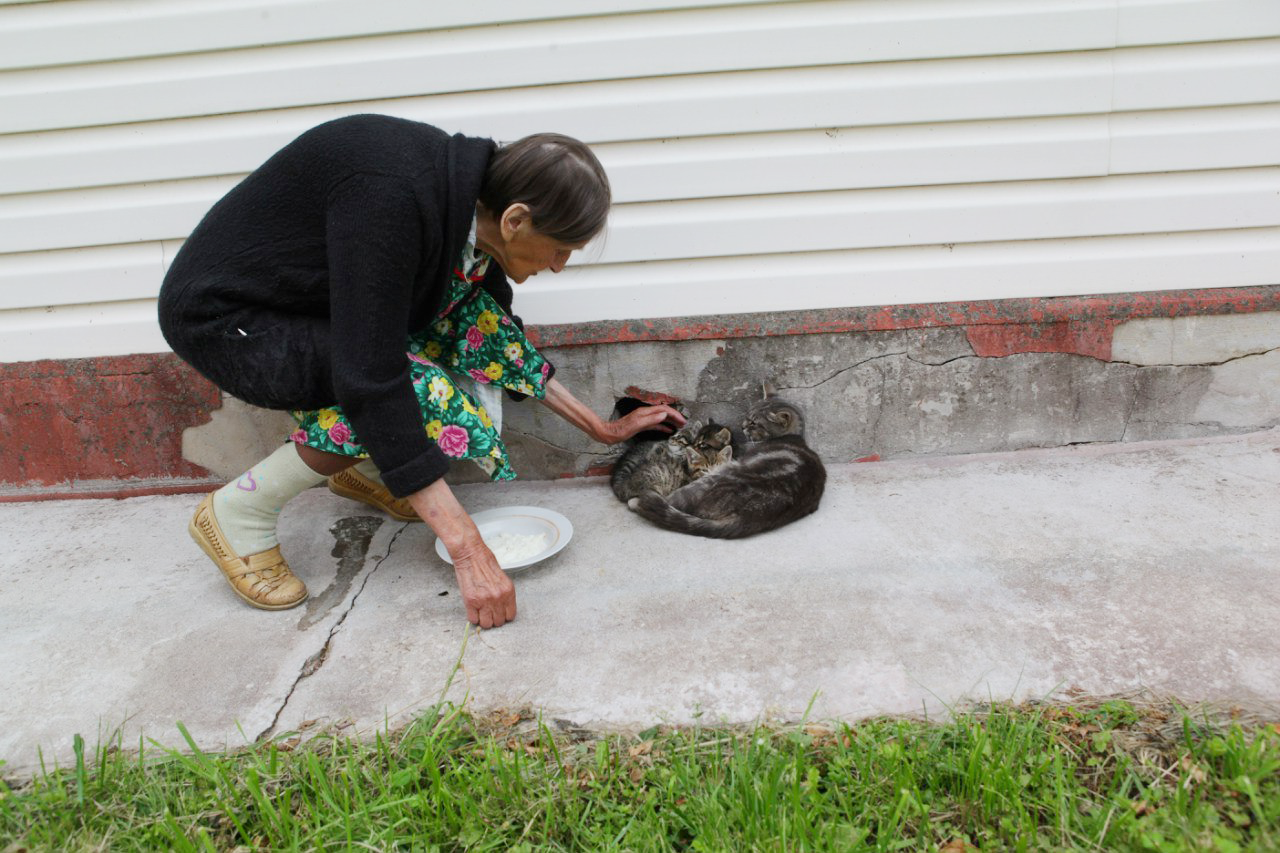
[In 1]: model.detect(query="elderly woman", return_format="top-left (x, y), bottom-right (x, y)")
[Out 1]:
top-left (159, 114), bottom-right (682, 628)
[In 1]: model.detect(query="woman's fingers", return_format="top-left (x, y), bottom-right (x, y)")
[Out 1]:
top-left (652, 404), bottom-right (687, 427)
top-left (617, 404), bottom-right (687, 439)
top-left (407, 480), bottom-right (516, 628)
top-left (452, 543), bottom-right (517, 628)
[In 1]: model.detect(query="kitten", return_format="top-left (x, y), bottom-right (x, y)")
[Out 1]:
top-left (610, 420), bottom-right (734, 503)
top-left (628, 398), bottom-right (825, 538)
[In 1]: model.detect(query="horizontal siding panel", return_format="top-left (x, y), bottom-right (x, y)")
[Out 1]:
top-left (603, 118), bottom-right (1111, 202)
top-left (0, 116), bottom-right (1121, 251)
top-left (609, 105), bottom-right (1280, 202)
top-left (0, 2), bottom-right (1118, 135)
top-left (1118, 0), bottom-right (1280, 46)
top-left (4, 36), bottom-right (1275, 195)
top-left (0, 178), bottom-right (240, 256)
top-left (0, 0), bottom-right (794, 71)
top-left (601, 169), bottom-right (1280, 263)
top-left (1114, 39), bottom-right (1280, 111)
top-left (513, 228), bottom-right (1280, 325)
top-left (605, 105), bottom-right (1272, 200)
top-left (0, 243), bottom-right (170, 311)
top-left (1109, 104), bottom-right (1280, 174)
top-left (7, 228), bottom-right (1278, 362)
top-left (0, 299), bottom-right (166, 363)
top-left (1, 115), bottom-right (1114, 201)
top-left (5, 169), bottom-right (1276, 301)
top-left (8, 167), bottom-right (1277, 259)
top-left (0, 53), bottom-right (1117, 194)
top-left (6, 0), bottom-right (1275, 75)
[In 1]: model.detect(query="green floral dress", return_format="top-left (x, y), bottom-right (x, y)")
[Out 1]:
top-left (288, 234), bottom-right (550, 481)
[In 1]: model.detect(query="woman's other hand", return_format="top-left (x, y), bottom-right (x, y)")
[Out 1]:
top-left (408, 479), bottom-right (516, 628)
top-left (599, 402), bottom-right (686, 444)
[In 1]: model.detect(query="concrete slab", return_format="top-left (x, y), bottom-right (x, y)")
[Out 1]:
top-left (0, 490), bottom-right (398, 771)
top-left (3, 429), bottom-right (1279, 774)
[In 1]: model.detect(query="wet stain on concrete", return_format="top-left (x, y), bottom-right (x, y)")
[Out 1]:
top-left (297, 515), bottom-right (384, 630)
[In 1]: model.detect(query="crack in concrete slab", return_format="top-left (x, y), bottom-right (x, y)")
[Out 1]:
top-left (255, 522), bottom-right (408, 743)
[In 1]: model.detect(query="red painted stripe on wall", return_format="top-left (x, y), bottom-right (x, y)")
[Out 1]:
top-left (524, 286), bottom-right (1280, 350)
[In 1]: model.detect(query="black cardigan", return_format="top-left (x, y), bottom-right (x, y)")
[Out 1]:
top-left (160, 114), bottom-right (547, 497)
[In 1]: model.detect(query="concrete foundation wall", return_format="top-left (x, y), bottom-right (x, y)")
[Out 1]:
top-left (3, 289), bottom-right (1279, 499)
top-left (489, 312), bottom-right (1280, 483)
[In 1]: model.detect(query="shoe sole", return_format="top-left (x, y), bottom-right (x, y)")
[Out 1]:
top-left (188, 498), bottom-right (308, 611)
top-left (327, 477), bottom-right (421, 523)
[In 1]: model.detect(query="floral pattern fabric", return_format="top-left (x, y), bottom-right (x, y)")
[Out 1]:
top-left (289, 242), bottom-right (550, 481)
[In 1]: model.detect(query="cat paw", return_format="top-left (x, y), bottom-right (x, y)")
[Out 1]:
top-left (626, 497), bottom-right (640, 511)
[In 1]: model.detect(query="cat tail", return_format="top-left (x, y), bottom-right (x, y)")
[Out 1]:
top-left (628, 494), bottom-right (745, 539)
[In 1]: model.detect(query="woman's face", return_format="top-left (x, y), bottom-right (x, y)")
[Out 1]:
top-left (480, 203), bottom-right (590, 284)
top-left (501, 229), bottom-right (585, 284)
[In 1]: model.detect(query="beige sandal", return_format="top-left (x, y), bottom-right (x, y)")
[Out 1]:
top-left (327, 468), bottom-right (420, 522)
top-left (188, 495), bottom-right (308, 610)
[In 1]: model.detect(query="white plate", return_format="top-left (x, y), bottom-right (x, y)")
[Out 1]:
top-left (434, 506), bottom-right (573, 573)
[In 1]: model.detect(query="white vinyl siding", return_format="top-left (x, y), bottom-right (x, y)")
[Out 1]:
top-left (0, 0), bottom-right (1278, 361)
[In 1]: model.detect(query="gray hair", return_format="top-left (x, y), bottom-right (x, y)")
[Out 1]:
top-left (478, 133), bottom-right (611, 244)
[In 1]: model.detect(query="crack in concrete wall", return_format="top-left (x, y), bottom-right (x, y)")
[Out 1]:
top-left (1112, 345), bottom-right (1280, 370)
top-left (1119, 373), bottom-right (1141, 443)
top-left (782, 349), bottom-right (909, 390)
top-left (256, 521), bottom-right (407, 743)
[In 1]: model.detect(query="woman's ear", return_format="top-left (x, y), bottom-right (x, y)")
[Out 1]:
top-left (500, 203), bottom-right (533, 241)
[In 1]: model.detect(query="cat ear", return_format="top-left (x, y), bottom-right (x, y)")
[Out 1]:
top-left (717, 446), bottom-right (733, 463)
top-left (769, 408), bottom-right (796, 432)
top-left (714, 427), bottom-right (731, 444)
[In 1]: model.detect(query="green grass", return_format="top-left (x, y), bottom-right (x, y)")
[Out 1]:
top-left (2, 697), bottom-right (1278, 851)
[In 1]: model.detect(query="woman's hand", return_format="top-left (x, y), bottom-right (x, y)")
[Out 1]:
top-left (596, 402), bottom-right (686, 444)
top-left (408, 479), bottom-right (516, 628)
top-left (540, 378), bottom-right (686, 445)
top-left (446, 532), bottom-right (517, 629)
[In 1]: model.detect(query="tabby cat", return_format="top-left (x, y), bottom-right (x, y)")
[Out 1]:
top-left (610, 420), bottom-right (734, 503)
top-left (628, 398), bottom-right (825, 538)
